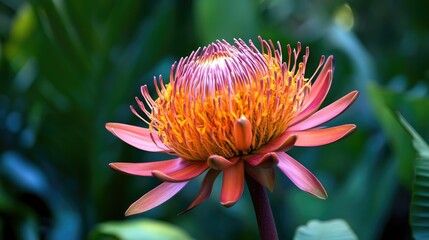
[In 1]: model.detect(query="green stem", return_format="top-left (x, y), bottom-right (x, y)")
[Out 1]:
top-left (246, 173), bottom-right (279, 240)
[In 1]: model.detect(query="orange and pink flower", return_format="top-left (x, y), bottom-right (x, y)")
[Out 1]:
top-left (106, 37), bottom-right (358, 216)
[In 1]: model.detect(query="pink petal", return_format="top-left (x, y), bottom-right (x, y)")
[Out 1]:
top-left (207, 155), bottom-right (234, 170)
top-left (276, 152), bottom-right (327, 199)
top-left (289, 91), bottom-right (358, 131)
top-left (233, 116), bottom-right (253, 151)
top-left (303, 55), bottom-right (334, 109)
top-left (245, 164), bottom-right (276, 192)
top-left (246, 152), bottom-right (279, 168)
top-left (109, 158), bottom-right (189, 176)
top-left (125, 182), bottom-right (188, 216)
top-left (180, 169), bottom-right (220, 214)
top-left (291, 124), bottom-right (356, 147)
top-left (106, 123), bottom-right (169, 152)
top-left (289, 56), bottom-right (333, 126)
top-left (152, 162), bottom-right (208, 182)
top-left (255, 133), bottom-right (297, 153)
top-left (220, 160), bottom-right (244, 207)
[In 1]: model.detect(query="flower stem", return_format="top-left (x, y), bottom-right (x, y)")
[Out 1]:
top-left (246, 173), bottom-right (279, 240)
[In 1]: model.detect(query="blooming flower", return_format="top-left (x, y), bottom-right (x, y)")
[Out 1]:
top-left (106, 37), bottom-right (358, 216)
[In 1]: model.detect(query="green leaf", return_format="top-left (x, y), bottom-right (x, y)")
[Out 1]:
top-left (397, 114), bottom-right (429, 240)
top-left (89, 219), bottom-right (194, 240)
top-left (30, 0), bottom-right (91, 74)
top-left (293, 219), bottom-right (358, 240)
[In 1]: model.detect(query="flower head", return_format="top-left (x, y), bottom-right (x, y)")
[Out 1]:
top-left (106, 37), bottom-right (358, 216)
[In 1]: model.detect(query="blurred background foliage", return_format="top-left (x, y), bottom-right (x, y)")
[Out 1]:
top-left (1, 0), bottom-right (428, 239)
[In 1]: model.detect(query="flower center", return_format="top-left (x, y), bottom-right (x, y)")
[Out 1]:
top-left (144, 39), bottom-right (310, 161)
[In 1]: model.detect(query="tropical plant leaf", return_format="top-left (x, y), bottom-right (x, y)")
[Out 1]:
top-left (88, 219), bottom-right (194, 240)
top-left (397, 114), bottom-right (429, 240)
top-left (293, 219), bottom-right (358, 240)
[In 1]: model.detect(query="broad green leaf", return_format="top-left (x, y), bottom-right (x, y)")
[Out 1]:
top-left (397, 114), bottom-right (429, 240)
top-left (293, 219), bottom-right (358, 240)
top-left (89, 219), bottom-right (194, 240)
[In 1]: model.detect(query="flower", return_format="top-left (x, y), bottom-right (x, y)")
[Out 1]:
top-left (106, 37), bottom-right (358, 216)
